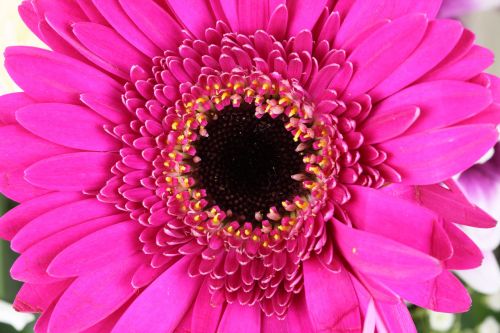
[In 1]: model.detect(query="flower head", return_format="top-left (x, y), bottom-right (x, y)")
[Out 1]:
top-left (0, 1), bottom-right (499, 332)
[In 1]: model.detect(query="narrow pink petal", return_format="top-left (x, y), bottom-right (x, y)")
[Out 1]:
top-left (347, 185), bottom-right (452, 260)
top-left (443, 222), bottom-right (483, 269)
top-left (0, 93), bottom-right (34, 125)
top-left (11, 198), bottom-right (117, 252)
top-left (423, 45), bottom-right (494, 82)
top-left (47, 221), bottom-right (142, 277)
top-left (0, 192), bottom-right (83, 241)
top-left (370, 19), bottom-right (463, 101)
top-left (303, 258), bottom-right (362, 332)
top-left (419, 182), bottom-right (497, 228)
top-left (48, 256), bottom-right (142, 333)
top-left (34, 0), bottom-right (86, 18)
top-left (16, 103), bottom-right (120, 151)
top-left (14, 281), bottom-right (70, 313)
top-left (5, 46), bottom-right (121, 104)
top-left (11, 214), bottom-right (126, 283)
top-left (18, 1), bottom-right (45, 43)
top-left (361, 106), bottom-right (420, 144)
top-left (0, 168), bottom-right (51, 203)
top-left (119, 0), bottom-right (183, 51)
top-left (76, 0), bottom-right (109, 24)
top-left (385, 271), bottom-right (471, 313)
top-left (166, 0), bottom-right (215, 38)
top-left (379, 125), bottom-right (499, 185)
top-left (285, 292), bottom-right (315, 333)
top-left (217, 302), bottom-right (261, 333)
top-left (345, 14), bottom-right (428, 98)
top-left (92, 0), bottom-right (161, 57)
top-left (44, 11), bottom-right (129, 79)
top-left (267, 4), bottom-right (288, 40)
top-left (333, 220), bottom-right (443, 281)
top-left (191, 280), bottom-right (224, 333)
top-left (335, 0), bottom-right (442, 48)
top-left (80, 92), bottom-right (132, 124)
top-left (0, 125), bottom-right (72, 172)
top-left (459, 103), bottom-right (500, 126)
top-left (262, 315), bottom-right (288, 333)
top-left (375, 81), bottom-right (492, 135)
top-left (287, 0), bottom-right (328, 36)
top-left (111, 256), bottom-right (203, 333)
top-left (219, 0), bottom-right (239, 31)
top-left (237, 0), bottom-right (268, 35)
top-left (374, 300), bottom-right (417, 333)
top-left (73, 22), bottom-right (151, 74)
top-left (24, 152), bottom-right (117, 191)
top-left (361, 299), bottom-right (376, 333)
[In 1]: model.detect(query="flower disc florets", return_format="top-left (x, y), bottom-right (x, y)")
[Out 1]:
top-left (102, 25), bottom-right (397, 316)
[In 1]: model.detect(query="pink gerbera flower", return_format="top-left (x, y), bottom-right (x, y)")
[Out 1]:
top-left (1, 0), bottom-right (499, 332)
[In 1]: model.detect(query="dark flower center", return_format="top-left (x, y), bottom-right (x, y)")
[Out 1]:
top-left (194, 103), bottom-right (305, 222)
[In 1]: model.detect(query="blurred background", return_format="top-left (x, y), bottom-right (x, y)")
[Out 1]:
top-left (0, 1), bottom-right (499, 332)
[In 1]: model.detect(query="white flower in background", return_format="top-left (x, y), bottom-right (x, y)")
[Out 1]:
top-left (429, 312), bottom-right (456, 332)
top-left (440, 0), bottom-right (500, 17)
top-left (0, 300), bottom-right (34, 331)
top-left (457, 145), bottom-right (500, 295)
top-left (486, 291), bottom-right (500, 312)
top-left (478, 316), bottom-right (500, 333)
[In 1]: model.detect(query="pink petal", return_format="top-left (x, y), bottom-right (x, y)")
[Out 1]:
top-left (335, 0), bottom-right (442, 48)
top-left (73, 22), bottom-right (150, 74)
top-left (25, 152), bottom-right (117, 191)
top-left (11, 198), bottom-right (117, 252)
top-left (370, 19), bottom-right (463, 101)
top-left (16, 103), bottom-right (120, 151)
top-left (303, 258), bottom-right (362, 331)
top-left (383, 181), bottom-right (496, 228)
top-left (166, 0), bottom-right (215, 38)
top-left (5, 46), bottom-right (121, 104)
top-left (379, 125), bottom-right (499, 185)
top-left (119, 0), bottom-right (183, 51)
top-left (237, 0), bottom-right (268, 35)
top-left (423, 45), bottom-right (494, 82)
top-left (92, 0), bottom-right (161, 57)
top-left (80, 92), bottom-right (132, 125)
top-left (0, 168), bottom-right (51, 203)
top-left (287, 0), bottom-right (328, 36)
top-left (219, 0), bottom-right (239, 31)
top-left (267, 5), bottom-right (288, 40)
top-left (386, 271), bottom-right (471, 313)
top-left (443, 222), bottom-right (483, 269)
top-left (374, 81), bottom-right (492, 135)
top-left (0, 192), bottom-right (83, 241)
top-left (76, 0), bottom-right (108, 24)
top-left (345, 14), bottom-right (428, 98)
top-left (333, 220), bottom-right (443, 281)
top-left (0, 93), bottom-right (34, 125)
top-left (347, 185), bottom-right (452, 260)
top-left (43, 10), bottom-right (133, 79)
top-left (14, 281), bottom-right (70, 313)
top-left (0, 125), bottom-right (72, 172)
top-left (191, 280), bottom-right (224, 333)
top-left (262, 316), bottom-right (288, 333)
top-left (285, 292), bottom-right (315, 333)
top-left (361, 105), bottom-right (420, 144)
top-left (47, 221), bottom-right (142, 277)
top-left (111, 256), bottom-right (202, 333)
top-left (11, 214), bottom-right (127, 283)
top-left (217, 302), bottom-right (261, 333)
top-left (374, 300), bottom-right (417, 333)
top-left (48, 256), bottom-right (142, 333)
